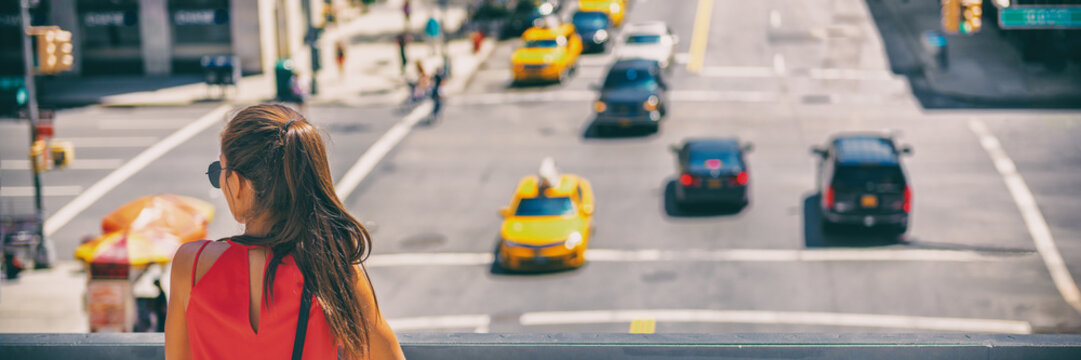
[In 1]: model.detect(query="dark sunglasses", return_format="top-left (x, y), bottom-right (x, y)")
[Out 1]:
top-left (205, 160), bottom-right (231, 189)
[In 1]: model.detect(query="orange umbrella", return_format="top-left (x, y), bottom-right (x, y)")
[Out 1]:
top-left (75, 228), bottom-right (185, 266)
top-left (76, 195), bottom-right (215, 265)
top-left (101, 195), bottom-right (215, 244)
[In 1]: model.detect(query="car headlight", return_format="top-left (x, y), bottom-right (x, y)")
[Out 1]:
top-left (593, 30), bottom-right (608, 42)
top-left (993, 0), bottom-right (1009, 8)
top-left (610, 3), bottom-right (621, 13)
top-left (564, 232), bottom-right (583, 250)
top-left (643, 96), bottom-right (659, 111)
top-left (594, 101), bottom-right (607, 113)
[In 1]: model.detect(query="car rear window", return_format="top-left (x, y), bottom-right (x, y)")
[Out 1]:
top-left (626, 34), bottom-right (661, 44)
top-left (832, 165), bottom-right (905, 191)
top-left (688, 151), bottom-right (742, 171)
top-left (515, 197), bottom-right (575, 216)
top-left (525, 39), bottom-right (559, 48)
top-left (573, 12), bottom-right (609, 29)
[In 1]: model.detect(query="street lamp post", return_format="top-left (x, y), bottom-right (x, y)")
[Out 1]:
top-left (19, 0), bottom-right (48, 268)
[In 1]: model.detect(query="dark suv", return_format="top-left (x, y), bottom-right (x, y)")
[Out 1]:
top-left (671, 138), bottom-right (753, 208)
top-left (812, 134), bottom-right (912, 234)
top-left (592, 59), bottom-right (668, 133)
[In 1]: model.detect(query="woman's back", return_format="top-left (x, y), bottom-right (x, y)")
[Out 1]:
top-left (186, 239), bottom-right (336, 359)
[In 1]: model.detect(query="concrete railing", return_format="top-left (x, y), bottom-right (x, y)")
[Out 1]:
top-left (1, 333), bottom-right (1080, 359)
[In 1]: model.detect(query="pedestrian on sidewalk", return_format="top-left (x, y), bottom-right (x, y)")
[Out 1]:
top-left (164, 105), bottom-right (405, 360)
top-left (397, 33), bottom-right (409, 75)
top-left (336, 40), bottom-right (346, 75)
top-left (402, 0), bottom-right (412, 31)
top-left (426, 64), bottom-right (445, 125)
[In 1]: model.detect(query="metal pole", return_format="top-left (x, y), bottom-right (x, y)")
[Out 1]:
top-left (19, 0), bottom-right (45, 267)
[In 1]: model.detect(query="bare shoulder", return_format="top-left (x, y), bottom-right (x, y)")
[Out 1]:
top-left (172, 240), bottom-right (230, 285)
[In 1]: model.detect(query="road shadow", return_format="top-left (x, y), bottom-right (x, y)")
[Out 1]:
top-left (802, 193), bottom-right (904, 248)
top-left (487, 237), bottom-right (581, 276)
top-left (862, 0), bottom-right (1081, 109)
top-left (662, 180), bottom-right (746, 218)
top-left (582, 119), bottom-right (657, 139)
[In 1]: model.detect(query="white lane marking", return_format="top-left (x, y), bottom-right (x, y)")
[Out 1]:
top-left (388, 314), bottom-right (491, 332)
top-left (43, 105), bottom-right (232, 237)
top-left (0, 186), bottom-right (84, 198)
top-left (518, 309), bottom-right (1032, 334)
top-left (454, 90), bottom-right (779, 105)
top-left (671, 90), bottom-right (779, 103)
top-left (808, 68), bottom-right (895, 81)
top-left (968, 119), bottom-right (1081, 315)
top-left (63, 137), bottom-right (159, 148)
top-left (769, 9), bottom-right (782, 29)
top-left (364, 248), bottom-right (1025, 268)
top-left (334, 101), bottom-right (433, 201)
top-left (584, 248), bottom-right (1018, 262)
top-left (773, 54), bottom-right (786, 75)
top-left (97, 119), bottom-right (183, 130)
top-left (366, 252), bottom-right (495, 268)
top-left (698, 66), bottom-right (776, 78)
top-left (1, 158), bottom-right (124, 171)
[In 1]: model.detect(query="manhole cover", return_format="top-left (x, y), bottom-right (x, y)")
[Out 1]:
top-left (801, 94), bottom-right (832, 104)
top-left (641, 270), bottom-right (677, 283)
top-left (400, 232), bottom-right (446, 250)
top-left (324, 123), bottom-right (370, 133)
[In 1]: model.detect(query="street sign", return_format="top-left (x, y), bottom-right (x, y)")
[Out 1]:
top-left (999, 6), bottom-right (1081, 29)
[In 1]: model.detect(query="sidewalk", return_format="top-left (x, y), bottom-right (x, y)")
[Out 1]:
top-left (871, 0), bottom-right (1081, 105)
top-left (37, 0), bottom-right (481, 108)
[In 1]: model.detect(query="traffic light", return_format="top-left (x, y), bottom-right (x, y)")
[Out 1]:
top-left (960, 0), bottom-right (983, 34)
top-left (49, 140), bottom-right (74, 169)
top-left (941, 0), bottom-right (961, 34)
top-left (32, 26), bottom-right (74, 75)
top-left (0, 77), bottom-right (28, 116)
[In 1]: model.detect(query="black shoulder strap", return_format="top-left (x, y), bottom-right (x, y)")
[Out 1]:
top-left (292, 285), bottom-right (313, 360)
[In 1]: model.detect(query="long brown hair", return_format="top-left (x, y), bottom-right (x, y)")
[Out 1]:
top-left (221, 104), bottom-right (373, 358)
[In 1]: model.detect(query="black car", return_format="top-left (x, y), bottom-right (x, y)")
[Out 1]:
top-left (812, 134), bottom-right (913, 234)
top-left (671, 138), bottom-right (753, 207)
top-left (572, 11), bottom-right (612, 53)
top-left (503, 0), bottom-right (559, 39)
top-left (592, 59), bottom-right (668, 133)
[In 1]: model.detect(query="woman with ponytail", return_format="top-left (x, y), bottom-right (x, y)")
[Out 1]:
top-left (165, 104), bottom-right (404, 359)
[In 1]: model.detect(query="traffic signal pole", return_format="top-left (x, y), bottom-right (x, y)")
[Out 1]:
top-left (20, 0), bottom-right (47, 267)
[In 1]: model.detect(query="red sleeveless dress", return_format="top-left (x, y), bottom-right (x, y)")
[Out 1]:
top-left (186, 240), bottom-right (337, 359)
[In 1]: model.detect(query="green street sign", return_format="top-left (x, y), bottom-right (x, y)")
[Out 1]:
top-left (1000, 6), bottom-right (1081, 28)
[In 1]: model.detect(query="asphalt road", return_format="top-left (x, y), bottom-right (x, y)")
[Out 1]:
top-left (2, 0), bottom-right (1080, 334)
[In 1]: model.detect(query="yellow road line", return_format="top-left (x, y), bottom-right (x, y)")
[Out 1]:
top-left (686, 0), bottom-right (715, 73)
top-left (629, 318), bottom-right (656, 334)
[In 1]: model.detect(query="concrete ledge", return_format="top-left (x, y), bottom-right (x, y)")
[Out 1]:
top-left (2, 333), bottom-right (1080, 359)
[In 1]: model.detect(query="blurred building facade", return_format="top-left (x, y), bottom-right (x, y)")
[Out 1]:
top-left (0, 0), bottom-right (342, 77)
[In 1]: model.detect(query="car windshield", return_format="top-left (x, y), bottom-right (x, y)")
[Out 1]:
top-left (832, 165), bottom-right (905, 191)
top-left (572, 12), bottom-right (609, 30)
top-left (602, 67), bottom-right (658, 89)
top-left (525, 39), bottom-right (559, 48)
top-left (515, 197), bottom-right (575, 216)
top-left (688, 150), bottom-right (742, 171)
top-left (626, 34), bottom-right (661, 44)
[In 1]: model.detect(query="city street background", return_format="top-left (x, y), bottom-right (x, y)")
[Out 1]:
top-left (2, 0), bottom-right (1081, 335)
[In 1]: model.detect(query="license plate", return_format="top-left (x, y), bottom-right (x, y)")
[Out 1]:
top-left (619, 119), bottom-right (631, 127)
top-left (707, 179), bottom-right (723, 188)
top-left (860, 194), bottom-right (878, 208)
top-left (533, 256), bottom-right (549, 264)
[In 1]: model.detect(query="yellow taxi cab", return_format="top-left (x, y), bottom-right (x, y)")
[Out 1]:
top-left (497, 158), bottom-right (595, 271)
top-left (579, 0), bottom-right (625, 27)
top-left (511, 23), bottom-right (583, 84)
